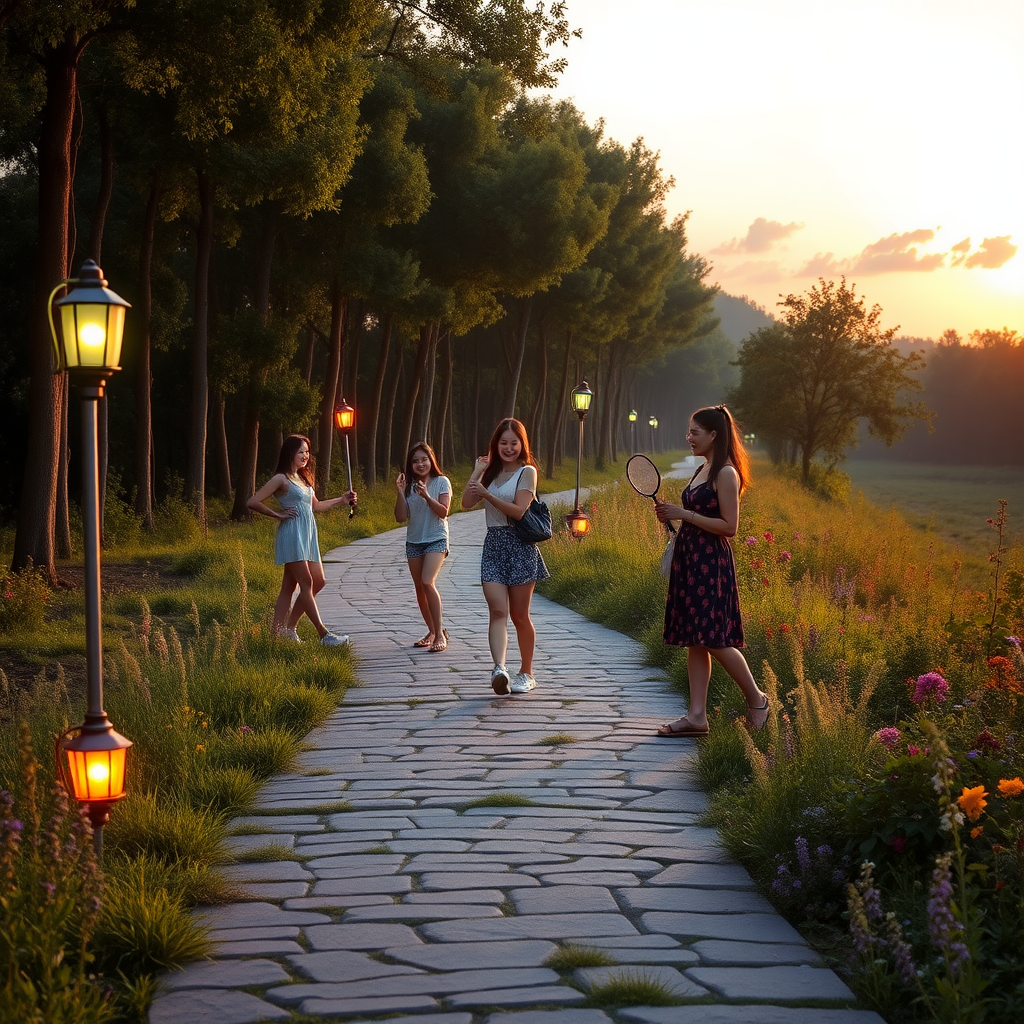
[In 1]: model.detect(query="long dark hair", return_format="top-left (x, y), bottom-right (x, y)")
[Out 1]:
top-left (691, 405), bottom-right (750, 495)
top-left (275, 434), bottom-right (315, 488)
top-left (403, 442), bottom-right (444, 496)
top-left (481, 418), bottom-right (538, 488)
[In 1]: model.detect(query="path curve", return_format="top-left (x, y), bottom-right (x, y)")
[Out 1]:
top-left (149, 491), bottom-right (884, 1024)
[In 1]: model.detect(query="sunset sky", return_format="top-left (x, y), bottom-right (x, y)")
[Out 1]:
top-left (546, 0), bottom-right (1024, 339)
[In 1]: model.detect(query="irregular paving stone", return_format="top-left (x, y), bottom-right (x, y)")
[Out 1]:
top-left (223, 834), bottom-right (295, 856)
top-left (282, 895), bottom-right (393, 911)
top-left (296, 995), bottom-right (438, 1016)
top-left (340, 903), bottom-right (503, 922)
top-left (640, 911), bottom-right (805, 944)
top-left (229, 815), bottom-right (325, 833)
top-left (160, 959), bottom-right (291, 989)
top-left (287, 950), bottom-right (425, 982)
top-left (403, 890), bottom-right (505, 904)
top-left (618, 887), bottom-right (774, 914)
top-left (194, 902), bottom-right (329, 930)
top-left (419, 871), bottom-right (542, 890)
top-left (447, 986), bottom-right (587, 1009)
top-left (304, 922), bottom-right (423, 950)
top-left (519, 857), bottom-right (663, 876)
top-left (573, 965), bottom-right (708, 998)
top-left (342, 1017), bottom-right (471, 1024)
top-left (385, 939), bottom-right (558, 970)
top-left (422, 914), bottom-right (640, 942)
top-left (222, 861), bottom-right (312, 882)
top-left (618, 1009), bottom-right (886, 1024)
top-left (687, 965), bottom-right (856, 1001)
top-left (510, 886), bottom-right (618, 914)
top-left (310, 875), bottom-right (411, 896)
top-left (211, 940), bottom-right (305, 958)
top-left (647, 862), bottom-right (756, 888)
top-left (482, 1012), bottom-right (613, 1024)
top-left (232, 882), bottom-right (310, 900)
top-left (592, 947), bottom-right (699, 965)
top-left (206, 927), bottom-right (299, 942)
top-left (691, 940), bottom-right (822, 965)
top-left (148, 989), bottom-right (291, 1023)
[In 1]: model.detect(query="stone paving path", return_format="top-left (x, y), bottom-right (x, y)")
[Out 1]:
top-left (149, 488), bottom-right (885, 1024)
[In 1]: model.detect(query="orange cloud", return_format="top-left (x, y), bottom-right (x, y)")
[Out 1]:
top-left (964, 235), bottom-right (1018, 269)
top-left (714, 217), bottom-right (804, 254)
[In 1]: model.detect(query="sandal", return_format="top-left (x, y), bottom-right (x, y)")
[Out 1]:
top-left (746, 694), bottom-right (770, 731)
top-left (429, 629), bottom-right (449, 653)
top-left (657, 718), bottom-right (710, 738)
top-left (413, 634), bottom-right (434, 648)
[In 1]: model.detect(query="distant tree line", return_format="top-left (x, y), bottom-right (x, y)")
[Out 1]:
top-left (0, 2), bottom-right (719, 582)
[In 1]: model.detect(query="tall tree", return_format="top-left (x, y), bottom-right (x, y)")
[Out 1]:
top-left (729, 278), bottom-right (931, 482)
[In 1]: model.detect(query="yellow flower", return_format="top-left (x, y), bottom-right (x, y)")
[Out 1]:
top-left (958, 785), bottom-right (988, 822)
top-left (997, 777), bottom-right (1024, 797)
top-left (183, 706), bottom-right (190, 712)
top-left (201, 721), bottom-right (208, 728)
top-left (195, 744), bottom-right (205, 752)
top-left (970, 826), bottom-right (983, 838)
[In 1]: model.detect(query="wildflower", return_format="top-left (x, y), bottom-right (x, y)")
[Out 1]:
top-left (1007, 636), bottom-right (1021, 648)
top-left (967, 750), bottom-right (978, 759)
top-left (744, 536), bottom-right (757, 546)
top-left (763, 530), bottom-right (774, 543)
top-left (907, 745), bottom-right (921, 756)
top-left (779, 550), bottom-right (792, 562)
top-left (912, 671), bottom-right (950, 704)
top-left (240, 725), bottom-right (252, 734)
top-left (5, 819), bottom-right (23, 831)
top-left (195, 744), bottom-right (205, 752)
top-left (928, 854), bottom-right (970, 976)
top-left (807, 624), bottom-right (819, 650)
top-left (795, 836), bottom-right (810, 874)
top-left (974, 729), bottom-right (1001, 752)
top-left (957, 785), bottom-right (988, 821)
top-left (762, 578), bottom-right (770, 587)
top-left (874, 727), bottom-right (901, 751)
top-left (997, 777), bottom-right (1024, 797)
top-left (890, 835), bottom-right (907, 853)
top-left (970, 826), bottom-right (983, 838)
top-left (751, 558), bottom-right (764, 570)
top-left (792, 532), bottom-right (802, 541)
top-left (884, 912), bottom-right (918, 985)
top-left (780, 623), bottom-right (792, 634)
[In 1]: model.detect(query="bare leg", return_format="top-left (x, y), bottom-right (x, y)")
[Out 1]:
top-left (406, 555), bottom-right (434, 642)
top-left (482, 583), bottom-right (510, 667)
top-left (710, 647), bottom-right (765, 708)
top-left (273, 566), bottom-right (299, 632)
top-left (659, 646), bottom-right (714, 732)
top-left (286, 560), bottom-right (330, 637)
top-left (417, 551), bottom-right (447, 639)
top-left (508, 582), bottom-right (537, 675)
top-left (285, 560), bottom-right (325, 631)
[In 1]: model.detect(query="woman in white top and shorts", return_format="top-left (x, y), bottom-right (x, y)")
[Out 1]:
top-left (461, 418), bottom-right (549, 695)
top-left (395, 442), bottom-right (452, 652)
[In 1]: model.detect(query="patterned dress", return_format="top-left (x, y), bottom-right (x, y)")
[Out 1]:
top-left (275, 479), bottom-right (321, 566)
top-left (664, 477), bottom-right (744, 649)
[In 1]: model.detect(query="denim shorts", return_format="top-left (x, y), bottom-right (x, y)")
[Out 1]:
top-left (406, 538), bottom-right (449, 559)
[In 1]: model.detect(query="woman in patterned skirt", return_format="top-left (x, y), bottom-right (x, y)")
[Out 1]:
top-left (461, 418), bottom-right (549, 696)
top-left (247, 434), bottom-right (356, 646)
top-left (654, 405), bottom-right (769, 736)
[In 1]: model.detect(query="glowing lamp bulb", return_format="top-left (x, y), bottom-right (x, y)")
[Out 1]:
top-left (79, 322), bottom-right (106, 348)
top-left (88, 760), bottom-right (111, 783)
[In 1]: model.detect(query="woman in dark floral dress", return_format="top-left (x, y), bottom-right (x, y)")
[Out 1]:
top-left (654, 405), bottom-right (769, 737)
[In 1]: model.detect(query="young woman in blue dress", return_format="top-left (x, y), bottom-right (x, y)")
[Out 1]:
top-left (395, 442), bottom-right (452, 652)
top-left (461, 418), bottom-right (549, 695)
top-left (247, 434), bottom-right (356, 646)
top-left (654, 405), bottom-right (769, 736)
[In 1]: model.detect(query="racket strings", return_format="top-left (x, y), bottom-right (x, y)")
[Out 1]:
top-left (626, 455), bottom-right (661, 498)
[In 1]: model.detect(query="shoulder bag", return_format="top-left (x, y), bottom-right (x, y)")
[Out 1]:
top-left (510, 468), bottom-right (552, 543)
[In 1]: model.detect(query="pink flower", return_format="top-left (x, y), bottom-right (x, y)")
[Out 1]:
top-left (792, 532), bottom-right (803, 541)
top-left (913, 671), bottom-right (950, 704)
top-left (908, 745), bottom-right (921, 756)
top-left (875, 727), bottom-right (901, 751)
top-left (779, 550), bottom-right (792, 562)
top-left (763, 531), bottom-right (774, 543)
top-left (745, 536), bottom-right (757, 546)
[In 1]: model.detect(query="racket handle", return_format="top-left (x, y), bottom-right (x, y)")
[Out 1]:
top-left (666, 521), bottom-right (676, 535)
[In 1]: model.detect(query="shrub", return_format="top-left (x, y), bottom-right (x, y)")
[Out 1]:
top-left (103, 792), bottom-right (226, 866)
top-left (208, 728), bottom-right (298, 779)
top-left (0, 562), bottom-right (50, 633)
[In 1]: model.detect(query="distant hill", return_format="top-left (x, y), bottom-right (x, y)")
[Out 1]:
top-left (713, 292), bottom-right (775, 346)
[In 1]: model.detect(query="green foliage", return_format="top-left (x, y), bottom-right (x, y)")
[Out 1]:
top-left (585, 969), bottom-right (681, 1008)
top-left (103, 793), bottom-right (226, 866)
top-left (544, 945), bottom-right (616, 970)
top-left (0, 727), bottom-right (115, 1023)
top-left (460, 793), bottom-right (537, 809)
top-left (0, 562), bottom-right (50, 633)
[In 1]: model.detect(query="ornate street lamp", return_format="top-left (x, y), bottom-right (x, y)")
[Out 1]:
top-left (628, 408), bottom-right (637, 453)
top-left (49, 259), bottom-right (132, 857)
top-left (565, 381), bottom-right (593, 539)
top-left (333, 397), bottom-right (356, 518)
top-left (648, 414), bottom-right (658, 453)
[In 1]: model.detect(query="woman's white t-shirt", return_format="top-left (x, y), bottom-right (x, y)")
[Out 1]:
top-left (484, 467), bottom-right (535, 529)
top-left (406, 475), bottom-right (451, 545)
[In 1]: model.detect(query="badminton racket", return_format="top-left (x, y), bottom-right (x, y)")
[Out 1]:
top-left (626, 454), bottom-right (675, 534)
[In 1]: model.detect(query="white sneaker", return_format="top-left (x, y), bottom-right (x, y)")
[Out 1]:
top-left (278, 627), bottom-right (302, 643)
top-left (321, 632), bottom-right (350, 647)
top-left (491, 664), bottom-right (511, 695)
top-left (510, 671), bottom-right (536, 694)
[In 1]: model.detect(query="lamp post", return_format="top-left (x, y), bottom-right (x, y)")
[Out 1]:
top-left (628, 408), bottom-right (637, 453)
top-left (565, 380), bottom-right (593, 540)
top-left (333, 398), bottom-right (356, 518)
top-left (50, 259), bottom-right (132, 860)
top-left (648, 414), bottom-right (658, 453)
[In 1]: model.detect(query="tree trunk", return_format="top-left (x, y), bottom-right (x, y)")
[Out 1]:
top-left (316, 279), bottom-right (346, 493)
top-left (473, 342), bottom-right (482, 455)
top-left (527, 320), bottom-right (548, 453)
top-left (546, 329), bottom-right (573, 477)
top-left (212, 390), bottom-right (232, 497)
top-left (503, 295), bottom-right (533, 418)
top-left (87, 103), bottom-right (113, 264)
top-left (13, 36), bottom-right (80, 581)
top-left (419, 324), bottom-right (438, 442)
top-left (134, 175), bottom-right (159, 530)
top-left (400, 324), bottom-right (432, 460)
top-left (346, 298), bottom-right (364, 479)
top-left (434, 328), bottom-right (453, 457)
top-left (55, 374), bottom-right (72, 558)
top-left (382, 344), bottom-right (404, 477)
top-left (185, 167), bottom-right (214, 523)
top-left (365, 311), bottom-right (393, 487)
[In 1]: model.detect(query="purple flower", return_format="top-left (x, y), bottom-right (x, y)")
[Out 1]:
top-left (5, 820), bottom-right (23, 831)
top-left (744, 536), bottom-right (757, 546)
top-left (795, 836), bottom-right (811, 875)
top-left (875, 727), bottom-right (901, 751)
top-left (779, 550), bottom-right (792, 562)
top-left (966, 750), bottom-right (979, 759)
top-left (928, 854), bottom-right (969, 976)
top-left (913, 671), bottom-right (950, 703)
top-left (1007, 636), bottom-right (1021, 648)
